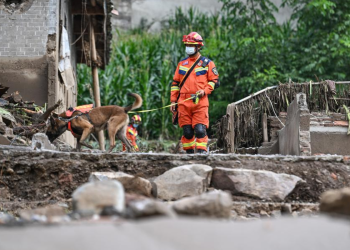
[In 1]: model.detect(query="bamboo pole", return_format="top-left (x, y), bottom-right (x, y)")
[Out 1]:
top-left (90, 18), bottom-right (105, 151)
top-left (262, 113), bottom-right (268, 142)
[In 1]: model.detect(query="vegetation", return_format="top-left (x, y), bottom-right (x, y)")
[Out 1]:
top-left (77, 0), bottom-right (350, 141)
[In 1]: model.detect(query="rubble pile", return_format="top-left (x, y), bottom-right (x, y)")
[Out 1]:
top-left (0, 84), bottom-right (60, 148)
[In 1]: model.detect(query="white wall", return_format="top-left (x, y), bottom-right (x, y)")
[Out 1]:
top-left (112, 0), bottom-right (293, 31)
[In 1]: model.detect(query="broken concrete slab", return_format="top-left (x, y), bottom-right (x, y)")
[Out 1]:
top-left (31, 133), bottom-right (56, 151)
top-left (89, 172), bottom-right (153, 197)
top-left (320, 188), bottom-right (350, 216)
top-left (211, 167), bottom-right (303, 201)
top-left (172, 190), bottom-right (232, 218)
top-left (72, 180), bottom-right (125, 217)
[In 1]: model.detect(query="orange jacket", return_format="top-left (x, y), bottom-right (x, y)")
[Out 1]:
top-left (171, 54), bottom-right (219, 104)
top-left (125, 124), bottom-right (139, 151)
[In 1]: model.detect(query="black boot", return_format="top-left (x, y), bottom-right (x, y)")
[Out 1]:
top-left (186, 149), bottom-right (194, 154)
top-left (197, 149), bottom-right (207, 154)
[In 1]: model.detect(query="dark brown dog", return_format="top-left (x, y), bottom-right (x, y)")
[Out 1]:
top-left (46, 93), bottom-right (142, 152)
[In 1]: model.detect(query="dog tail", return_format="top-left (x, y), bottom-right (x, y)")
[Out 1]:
top-left (124, 93), bottom-right (143, 113)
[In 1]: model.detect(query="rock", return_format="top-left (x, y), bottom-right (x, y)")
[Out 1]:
top-left (300, 208), bottom-right (313, 217)
top-left (292, 211), bottom-right (299, 218)
top-left (211, 167), bottom-right (303, 201)
top-left (19, 205), bottom-right (69, 223)
top-left (175, 164), bottom-right (213, 189)
top-left (89, 172), bottom-right (152, 197)
top-left (259, 210), bottom-right (270, 218)
top-left (31, 133), bottom-right (56, 151)
top-left (271, 210), bottom-right (282, 218)
top-left (320, 188), bottom-right (350, 216)
top-left (172, 191), bottom-right (232, 218)
top-left (0, 212), bottom-right (15, 224)
top-left (281, 204), bottom-right (292, 214)
top-left (126, 198), bottom-right (176, 219)
top-left (154, 167), bottom-right (206, 201)
top-left (72, 180), bottom-right (125, 217)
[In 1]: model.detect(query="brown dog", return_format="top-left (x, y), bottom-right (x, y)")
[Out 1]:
top-left (46, 93), bottom-right (142, 152)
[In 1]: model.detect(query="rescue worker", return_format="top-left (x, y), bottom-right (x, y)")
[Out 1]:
top-left (170, 32), bottom-right (219, 154)
top-left (122, 114), bottom-right (141, 152)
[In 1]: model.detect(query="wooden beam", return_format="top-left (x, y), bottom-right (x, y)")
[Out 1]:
top-left (225, 103), bottom-right (236, 153)
top-left (90, 18), bottom-right (105, 151)
top-left (262, 113), bottom-right (268, 142)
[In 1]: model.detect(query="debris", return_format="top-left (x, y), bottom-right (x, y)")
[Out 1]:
top-left (320, 188), bottom-right (350, 216)
top-left (72, 180), bottom-right (125, 217)
top-left (211, 167), bottom-right (304, 201)
top-left (19, 205), bottom-right (69, 223)
top-left (89, 172), bottom-right (153, 197)
top-left (126, 198), bottom-right (176, 219)
top-left (153, 166), bottom-right (208, 201)
top-left (172, 190), bottom-right (232, 218)
top-left (31, 133), bottom-right (57, 151)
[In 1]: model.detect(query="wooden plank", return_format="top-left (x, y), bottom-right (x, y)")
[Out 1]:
top-left (225, 103), bottom-right (236, 153)
top-left (90, 18), bottom-right (105, 151)
top-left (262, 113), bottom-right (268, 142)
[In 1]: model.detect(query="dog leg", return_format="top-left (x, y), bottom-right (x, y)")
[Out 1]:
top-left (76, 141), bottom-right (81, 152)
top-left (107, 116), bottom-right (126, 153)
top-left (117, 128), bottom-right (134, 153)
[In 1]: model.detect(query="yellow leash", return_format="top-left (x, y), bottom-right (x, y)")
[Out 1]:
top-left (129, 96), bottom-right (196, 114)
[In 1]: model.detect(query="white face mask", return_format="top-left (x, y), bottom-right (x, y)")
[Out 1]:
top-left (185, 46), bottom-right (196, 55)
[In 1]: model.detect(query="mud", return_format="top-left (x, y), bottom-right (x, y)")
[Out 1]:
top-left (1, 146), bottom-right (350, 204)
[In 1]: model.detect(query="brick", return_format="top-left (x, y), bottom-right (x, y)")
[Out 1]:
top-left (16, 52), bottom-right (25, 56)
top-left (25, 51), bottom-right (39, 56)
top-left (0, 52), bottom-right (11, 56)
top-left (22, 47), bottom-right (35, 52)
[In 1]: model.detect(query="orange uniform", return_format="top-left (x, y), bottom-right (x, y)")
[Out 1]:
top-left (171, 54), bottom-right (219, 151)
top-left (122, 124), bottom-right (139, 151)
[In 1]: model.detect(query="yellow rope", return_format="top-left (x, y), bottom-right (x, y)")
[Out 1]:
top-left (129, 96), bottom-right (195, 114)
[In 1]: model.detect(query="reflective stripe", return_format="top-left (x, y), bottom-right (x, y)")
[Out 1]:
top-left (171, 86), bottom-right (180, 91)
top-left (196, 142), bottom-right (207, 147)
top-left (128, 129), bottom-right (135, 135)
top-left (179, 66), bottom-right (189, 71)
top-left (195, 67), bottom-right (208, 72)
top-left (183, 141), bottom-right (196, 148)
top-left (134, 145), bottom-right (139, 149)
top-left (208, 82), bottom-right (215, 89)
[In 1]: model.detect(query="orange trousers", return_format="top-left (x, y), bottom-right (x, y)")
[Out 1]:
top-left (179, 94), bottom-right (209, 151)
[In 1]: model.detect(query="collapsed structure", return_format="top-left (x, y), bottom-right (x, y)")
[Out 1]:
top-left (218, 81), bottom-right (350, 155)
top-left (0, 0), bottom-right (112, 145)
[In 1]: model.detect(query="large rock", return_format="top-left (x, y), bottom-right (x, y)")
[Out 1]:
top-left (89, 172), bottom-right (153, 197)
top-left (320, 188), bottom-right (350, 216)
top-left (154, 164), bottom-right (213, 201)
top-left (72, 180), bottom-right (125, 217)
top-left (211, 167), bottom-right (303, 201)
top-left (172, 190), bottom-right (232, 218)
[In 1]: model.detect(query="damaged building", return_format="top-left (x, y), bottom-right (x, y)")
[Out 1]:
top-left (218, 81), bottom-right (350, 156)
top-left (0, 0), bottom-right (112, 145)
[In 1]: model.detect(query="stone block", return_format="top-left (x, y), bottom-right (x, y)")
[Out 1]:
top-left (172, 191), bottom-right (232, 218)
top-left (211, 167), bottom-right (304, 201)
